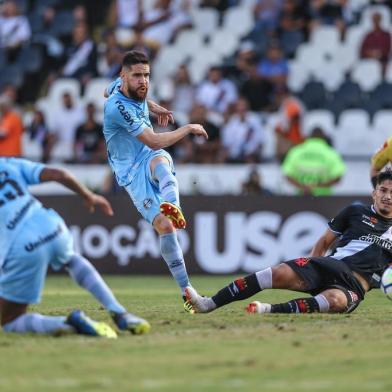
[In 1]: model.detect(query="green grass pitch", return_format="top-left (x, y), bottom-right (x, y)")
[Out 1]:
top-left (0, 275), bottom-right (391, 392)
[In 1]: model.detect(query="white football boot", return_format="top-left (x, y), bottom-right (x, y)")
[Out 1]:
top-left (246, 301), bottom-right (272, 314)
top-left (184, 286), bottom-right (216, 313)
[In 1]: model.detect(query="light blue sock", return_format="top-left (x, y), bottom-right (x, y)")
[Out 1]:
top-left (160, 232), bottom-right (190, 295)
top-left (3, 313), bottom-right (73, 334)
top-left (153, 163), bottom-right (180, 206)
top-left (67, 254), bottom-right (126, 314)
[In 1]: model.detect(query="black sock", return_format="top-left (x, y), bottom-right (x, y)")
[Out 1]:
top-left (212, 274), bottom-right (261, 308)
top-left (271, 297), bottom-right (320, 313)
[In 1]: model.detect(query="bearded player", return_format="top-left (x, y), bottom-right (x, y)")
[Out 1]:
top-left (103, 51), bottom-right (208, 312)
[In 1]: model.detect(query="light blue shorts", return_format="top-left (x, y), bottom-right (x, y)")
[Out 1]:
top-left (125, 150), bottom-right (175, 224)
top-left (0, 208), bottom-right (74, 304)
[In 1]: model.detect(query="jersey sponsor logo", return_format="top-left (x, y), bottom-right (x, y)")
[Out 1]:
top-left (6, 198), bottom-right (35, 230)
top-left (359, 234), bottom-right (392, 250)
top-left (361, 214), bottom-right (377, 228)
top-left (295, 257), bottom-right (310, 267)
top-left (115, 100), bottom-right (134, 125)
top-left (24, 225), bottom-right (63, 252)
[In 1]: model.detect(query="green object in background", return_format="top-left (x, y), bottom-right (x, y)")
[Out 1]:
top-left (283, 138), bottom-right (346, 196)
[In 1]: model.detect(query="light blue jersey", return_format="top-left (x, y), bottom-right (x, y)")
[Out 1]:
top-left (106, 77), bottom-right (121, 97)
top-left (0, 157), bottom-right (45, 267)
top-left (0, 157), bottom-right (74, 304)
top-left (103, 88), bottom-right (165, 186)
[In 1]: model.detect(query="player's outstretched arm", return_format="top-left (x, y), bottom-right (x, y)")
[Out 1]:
top-left (370, 137), bottom-right (392, 187)
top-left (147, 99), bottom-right (174, 127)
top-left (138, 124), bottom-right (208, 150)
top-left (310, 228), bottom-right (337, 257)
top-left (39, 167), bottom-right (113, 216)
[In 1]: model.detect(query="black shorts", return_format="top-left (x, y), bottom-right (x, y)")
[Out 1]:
top-left (285, 256), bottom-right (365, 312)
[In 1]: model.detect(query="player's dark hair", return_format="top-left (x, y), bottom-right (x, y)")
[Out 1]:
top-left (377, 169), bottom-right (392, 186)
top-left (122, 50), bottom-right (149, 68)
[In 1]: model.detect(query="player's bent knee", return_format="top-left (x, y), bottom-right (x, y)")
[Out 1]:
top-left (272, 263), bottom-right (305, 290)
top-left (324, 291), bottom-right (348, 313)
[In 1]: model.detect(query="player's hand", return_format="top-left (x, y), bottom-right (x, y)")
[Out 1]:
top-left (84, 193), bottom-right (114, 216)
top-left (157, 111), bottom-right (174, 127)
top-left (188, 124), bottom-right (208, 139)
top-left (148, 101), bottom-right (174, 126)
top-left (372, 137), bottom-right (392, 170)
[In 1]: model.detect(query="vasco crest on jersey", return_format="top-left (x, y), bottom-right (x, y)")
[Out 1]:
top-left (361, 214), bottom-right (378, 228)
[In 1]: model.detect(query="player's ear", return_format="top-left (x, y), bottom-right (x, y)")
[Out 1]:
top-left (372, 187), bottom-right (377, 201)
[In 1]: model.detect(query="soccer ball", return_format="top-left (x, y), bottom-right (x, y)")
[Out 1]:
top-left (380, 266), bottom-right (392, 300)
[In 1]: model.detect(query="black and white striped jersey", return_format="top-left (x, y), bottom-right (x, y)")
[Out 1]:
top-left (328, 203), bottom-right (392, 287)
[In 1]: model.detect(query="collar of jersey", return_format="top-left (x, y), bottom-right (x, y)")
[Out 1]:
top-left (371, 204), bottom-right (392, 222)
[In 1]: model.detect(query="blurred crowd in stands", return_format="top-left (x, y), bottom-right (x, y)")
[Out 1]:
top-left (0, 0), bottom-right (391, 194)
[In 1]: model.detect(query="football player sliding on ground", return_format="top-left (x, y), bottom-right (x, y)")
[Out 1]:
top-left (186, 169), bottom-right (392, 315)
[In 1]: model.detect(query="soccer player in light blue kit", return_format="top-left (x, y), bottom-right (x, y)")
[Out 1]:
top-left (103, 51), bottom-right (208, 312)
top-left (0, 157), bottom-right (150, 338)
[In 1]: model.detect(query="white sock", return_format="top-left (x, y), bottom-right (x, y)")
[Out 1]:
top-left (314, 294), bottom-right (330, 313)
top-left (255, 268), bottom-right (272, 290)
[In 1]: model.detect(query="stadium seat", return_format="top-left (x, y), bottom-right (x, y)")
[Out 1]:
top-left (153, 45), bottom-right (188, 82)
top-left (28, 11), bottom-right (44, 34)
top-left (312, 60), bottom-right (345, 91)
top-left (188, 48), bottom-right (222, 83)
top-left (280, 30), bottom-right (304, 58)
top-left (84, 78), bottom-right (111, 112)
top-left (300, 81), bottom-right (327, 110)
top-left (34, 0), bottom-right (60, 12)
top-left (295, 44), bottom-right (325, 73)
top-left (0, 49), bottom-right (5, 70)
top-left (303, 110), bottom-right (336, 137)
top-left (22, 132), bottom-right (42, 161)
top-left (348, 0), bottom-right (371, 13)
top-left (14, 0), bottom-right (28, 13)
top-left (310, 26), bottom-right (340, 57)
top-left (331, 43), bottom-right (357, 73)
top-left (344, 25), bottom-right (367, 53)
top-left (174, 29), bottom-right (205, 57)
top-left (48, 78), bottom-right (81, 106)
top-left (17, 46), bottom-right (43, 73)
top-left (51, 140), bottom-right (74, 162)
top-left (0, 64), bottom-right (24, 89)
top-left (287, 61), bottom-right (310, 92)
top-left (49, 11), bottom-right (75, 37)
top-left (368, 82), bottom-right (392, 111)
top-left (335, 110), bottom-right (376, 157)
top-left (209, 29), bottom-right (239, 57)
top-left (334, 80), bottom-right (363, 109)
top-left (384, 62), bottom-right (392, 85)
top-left (190, 8), bottom-right (219, 38)
top-left (373, 110), bottom-right (392, 139)
top-left (223, 6), bottom-right (254, 38)
top-left (351, 59), bottom-right (382, 92)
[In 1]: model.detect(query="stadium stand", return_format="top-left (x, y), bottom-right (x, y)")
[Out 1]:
top-left (0, 0), bottom-right (391, 195)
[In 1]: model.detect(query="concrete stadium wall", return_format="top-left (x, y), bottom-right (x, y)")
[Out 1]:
top-left (31, 161), bottom-right (374, 196)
